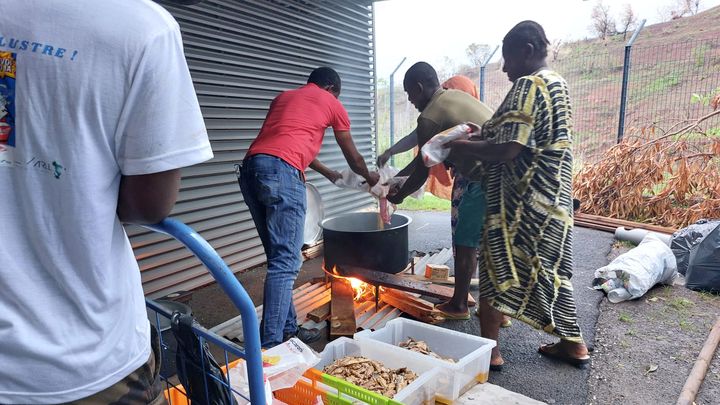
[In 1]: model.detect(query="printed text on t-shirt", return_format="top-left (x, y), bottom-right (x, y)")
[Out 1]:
top-left (0, 36), bottom-right (78, 61)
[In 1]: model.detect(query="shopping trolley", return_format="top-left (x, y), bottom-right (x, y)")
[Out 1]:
top-left (143, 218), bottom-right (265, 404)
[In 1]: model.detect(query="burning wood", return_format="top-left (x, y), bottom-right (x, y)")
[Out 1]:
top-left (323, 264), bottom-right (375, 302)
top-left (348, 277), bottom-right (373, 301)
top-left (322, 356), bottom-right (418, 398)
top-left (336, 264), bottom-right (476, 307)
top-left (330, 278), bottom-right (357, 337)
top-left (399, 337), bottom-right (456, 363)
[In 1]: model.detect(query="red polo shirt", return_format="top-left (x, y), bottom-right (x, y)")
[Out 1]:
top-left (247, 83), bottom-right (351, 171)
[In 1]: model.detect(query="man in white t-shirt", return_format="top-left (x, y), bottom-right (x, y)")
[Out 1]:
top-left (0, 1), bottom-right (213, 403)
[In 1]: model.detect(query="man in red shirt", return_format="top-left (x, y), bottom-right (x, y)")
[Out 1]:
top-left (239, 67), bottom-right (378, 348)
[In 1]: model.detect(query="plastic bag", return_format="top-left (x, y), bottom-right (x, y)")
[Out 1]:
top-left (229, 338), bottom-right (320, 404)
top-left (334, 166), bottom-right (401, 197)
top-left (592, 233), bottom-right (678, 303)
top-left (671, 219), bottom-right (720, 275)
top-left (332, 169), bottom-right (367, 190)
top-left (685, 223), bottom-right (720, 292)
top-left (420, 124), bottom-right (471, 167)
top-left (171, 313), bottom-right (238, 405)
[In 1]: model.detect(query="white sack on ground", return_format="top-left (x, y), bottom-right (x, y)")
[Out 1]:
top-left (592, 233), bottom-right (678, 303)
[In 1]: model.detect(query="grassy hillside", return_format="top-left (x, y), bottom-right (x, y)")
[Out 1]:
top-left (377, 6), bottom-right (720, 165)
top-left (484, 5), bottom-right (720, 162)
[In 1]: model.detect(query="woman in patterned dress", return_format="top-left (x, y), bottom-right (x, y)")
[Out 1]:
top-left (447, 21), bottom-right (590, 369)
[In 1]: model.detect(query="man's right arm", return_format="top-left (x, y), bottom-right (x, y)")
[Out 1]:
top-left (115, 23), bottom-right (212, 224)
top-left (334, 129), bottom-right (379, 186)
top-left (377, 129), bottom-right (418, 167)
top-left (387, 118), bottom-right (436, 203)
top-left (309, 159), bottom-right (342, 183)
top-left (117, 170), bottom-right (181, 224)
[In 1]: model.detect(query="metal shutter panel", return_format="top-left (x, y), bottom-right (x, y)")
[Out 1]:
top-left (129, 0), bottom-right (376, 298)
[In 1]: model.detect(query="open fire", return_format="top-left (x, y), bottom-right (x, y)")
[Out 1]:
top-left (323, 263), bottom-right (374, 301)
top-left (348, 277), bottom-right (372, 301)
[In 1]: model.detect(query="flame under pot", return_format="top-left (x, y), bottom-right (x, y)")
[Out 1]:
top-left (321, 212), bottom-right (411, 274)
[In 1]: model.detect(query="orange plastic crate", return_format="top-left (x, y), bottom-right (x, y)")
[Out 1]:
top-left (163, 358), bottom-right (243, 405)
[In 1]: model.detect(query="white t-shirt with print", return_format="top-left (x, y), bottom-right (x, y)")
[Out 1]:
top-left (0, 0), bottom-right (213, 402)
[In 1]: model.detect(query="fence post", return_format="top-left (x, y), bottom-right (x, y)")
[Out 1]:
top-left (389, 57), bottom-right (406, 166)
top-left (617, 19), bottom-right (646, 143)
top-left (479, 45), bottom-right (499, 102)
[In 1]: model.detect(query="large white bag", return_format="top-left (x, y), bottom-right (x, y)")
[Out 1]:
top-left (229, 338), bottom-right (320, 404)
top-left (592, 233), bottom-right (678, 303)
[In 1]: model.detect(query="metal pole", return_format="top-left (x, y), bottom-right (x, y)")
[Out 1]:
top-left (479, 45), bottom-right (499, 102)
top-left (389, 57), bottom-right (406, 166)
top-left (371, 3), bottom-right (379, 165)
top-left (617, 19), bottom-right (646, 143)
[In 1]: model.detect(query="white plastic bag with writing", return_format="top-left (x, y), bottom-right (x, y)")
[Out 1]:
top-left (229, 338), bottom-right (320, 404)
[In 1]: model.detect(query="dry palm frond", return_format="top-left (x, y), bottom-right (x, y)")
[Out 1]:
top-left (573, 107), bottom-right (720, 229)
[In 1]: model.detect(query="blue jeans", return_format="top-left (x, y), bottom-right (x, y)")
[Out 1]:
top-left (238, 154), bottom-right (306, 348)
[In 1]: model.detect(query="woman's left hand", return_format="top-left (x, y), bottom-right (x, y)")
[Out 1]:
top-left (444, 140), bottom-right (463, 163)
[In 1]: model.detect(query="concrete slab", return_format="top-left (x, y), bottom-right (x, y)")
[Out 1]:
top-left (457, 383), bottom-right (547, 405)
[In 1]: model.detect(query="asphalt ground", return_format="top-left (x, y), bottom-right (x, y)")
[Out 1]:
top-left (189, 210), bottom-right (615, 404)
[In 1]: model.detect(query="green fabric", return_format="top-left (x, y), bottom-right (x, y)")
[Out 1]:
top-left (453, 182), bottom-right (487, 248)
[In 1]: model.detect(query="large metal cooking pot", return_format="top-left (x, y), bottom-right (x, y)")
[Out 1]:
top-left (321, 212), bottom-right (411, 274)
top-left (303, 182), bottom-right (324, 245)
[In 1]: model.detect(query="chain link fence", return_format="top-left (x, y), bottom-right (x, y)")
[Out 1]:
top-left (482, 35), bottom-right (720, 164)
top-left (377, 35), bottom-right (720, 168)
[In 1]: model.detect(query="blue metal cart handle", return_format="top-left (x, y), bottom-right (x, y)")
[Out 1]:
top-left (143, 218), bottom-right (265, 405)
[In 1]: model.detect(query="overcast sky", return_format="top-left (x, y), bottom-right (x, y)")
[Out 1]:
top-left (375, 0), bottom-right (720, 79)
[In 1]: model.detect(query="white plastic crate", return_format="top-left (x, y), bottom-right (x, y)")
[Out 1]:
top-left (316, 337), bottom-right (439, 405)
top-left (355, 318), bottom-right (496, 403)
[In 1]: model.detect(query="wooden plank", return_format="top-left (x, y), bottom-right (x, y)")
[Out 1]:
top-left (360, 304), bottom-right (392, 330)
top-left (574, 212), bottom-right (676, 234)
top-left (382, 288), bottom-right (435, 311)
top-left (362, 304), bottom-right (397, 330)
top-left (337, 265), bottom-right (476, 307)
top-left (380, 292), bottom-right (444, 324)
top-left (330, 278), bottom-right (357, 338)
top-left (367, 307), bottom-right (402, 330)
top-left (353, 301), bottom-right (377, 327)
top-left (296, 288), bottom-right (330, 314)
top-left (211, 281), bottom-right (322, 341)
top-left (401, 273), bottom-right (480, 286)
top-left (307, 303), bottom-right (331, 323)
top-left (296, 291), bottom-right (331, 322)
top-left (293, 283), bottom-right (328, 310)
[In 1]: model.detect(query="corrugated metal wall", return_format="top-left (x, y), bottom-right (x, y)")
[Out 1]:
top-left (130, 0), bottom-right (376, 298)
